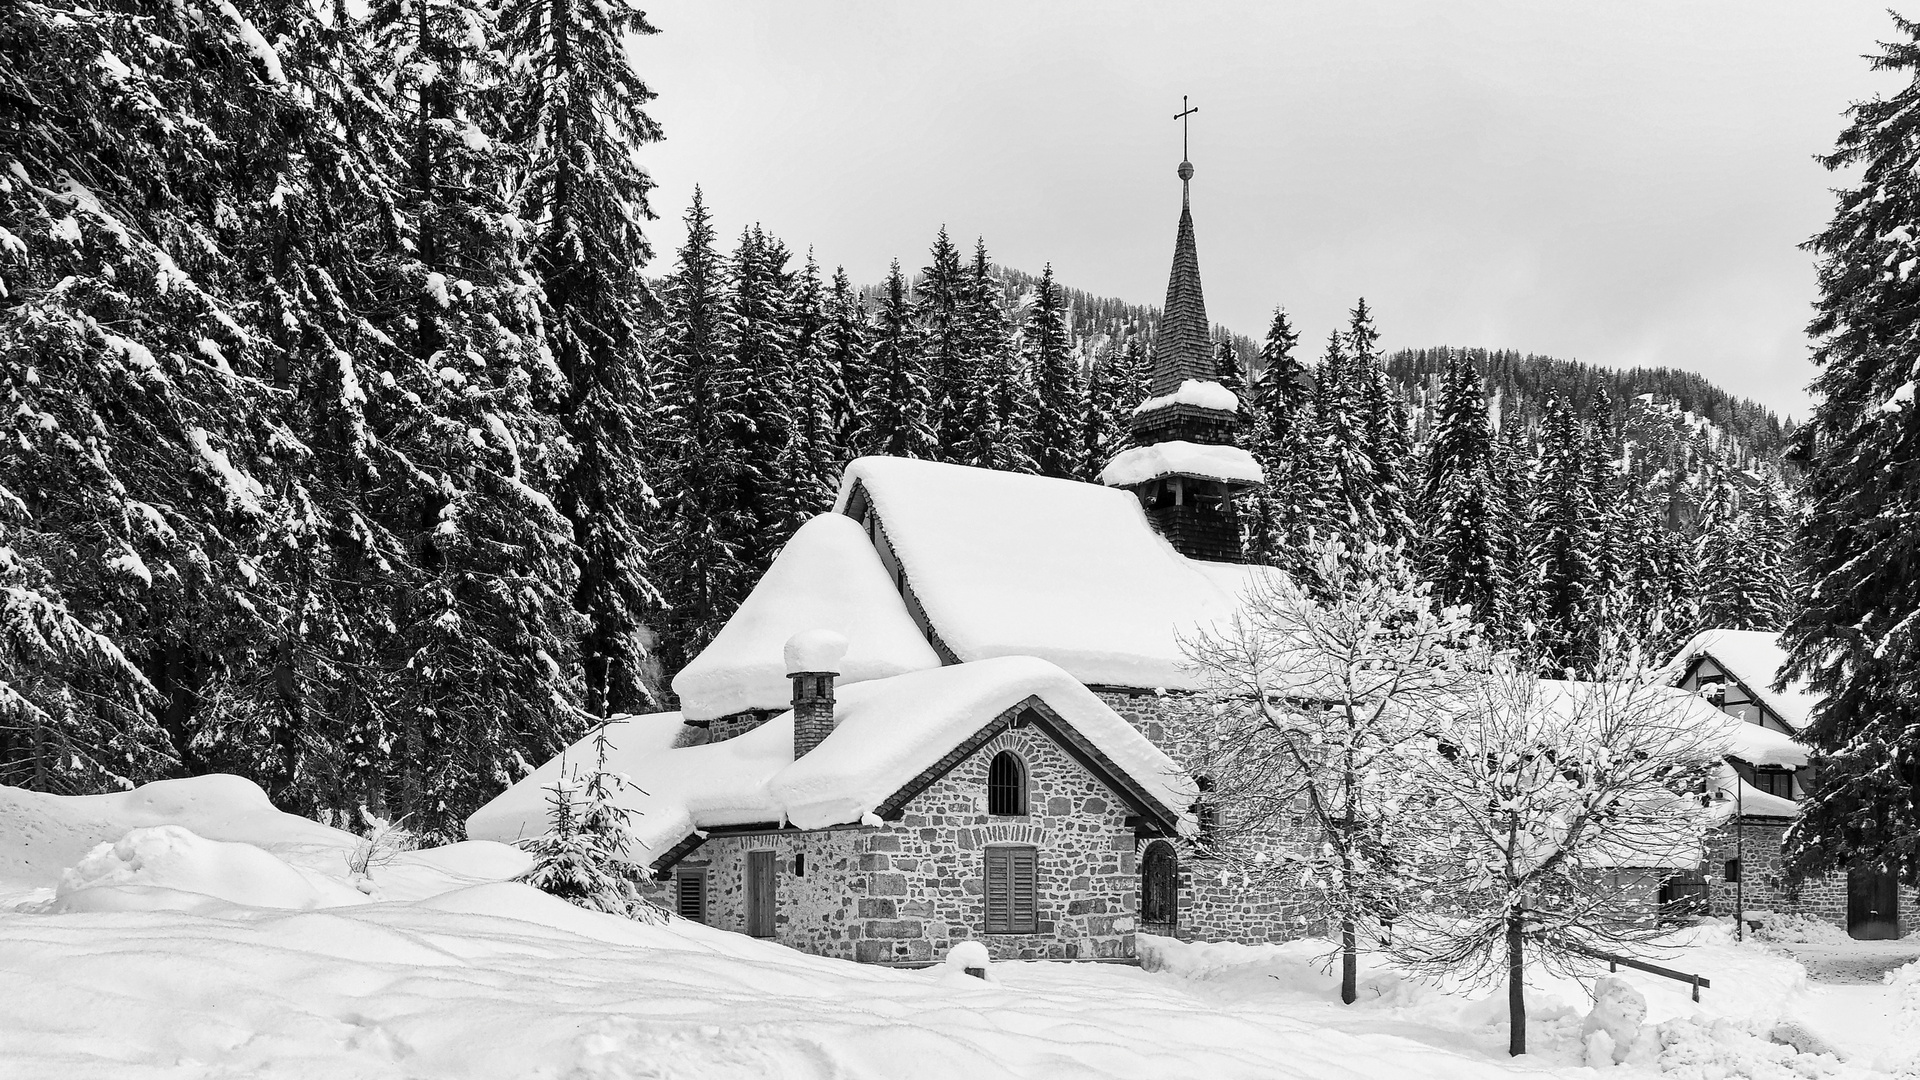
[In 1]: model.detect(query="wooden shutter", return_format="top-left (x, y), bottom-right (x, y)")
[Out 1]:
top-left (985, 846), bottom-right (1037, 935)
top-left (677, 871), bottom-right (707, 923)
top-left (1009, 847), bottom-right (1037, 933)
top-left (985, 848), bottom-right (1010, 934)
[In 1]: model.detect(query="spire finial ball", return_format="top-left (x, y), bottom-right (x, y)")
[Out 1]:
top-left (1178, 160), bottom-right (1194, 181)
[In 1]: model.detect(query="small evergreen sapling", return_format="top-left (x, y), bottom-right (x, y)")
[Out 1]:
top-left (520, 724), bottom-right (659, 919)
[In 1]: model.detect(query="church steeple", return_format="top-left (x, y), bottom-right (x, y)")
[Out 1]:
top-left (1099, 97), bottom-right (1264, 563)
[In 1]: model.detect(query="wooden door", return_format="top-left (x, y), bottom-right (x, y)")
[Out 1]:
top-left (747, 850), bottom-right (777, 938)
top-left (1848, 867), bottom-right (1900, 940)
top-left (1141, 840), bottom-right (1178, 936)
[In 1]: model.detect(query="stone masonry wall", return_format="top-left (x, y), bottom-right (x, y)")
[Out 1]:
top-left (1098, 689), bottom-right (1317, 943)
top-left (670, 726), bottom-right (1139, 963)
top-left (1697, 821), bottom-right (1916, 936)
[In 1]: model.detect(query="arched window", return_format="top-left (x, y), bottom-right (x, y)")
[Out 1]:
top-left (987, 751), bottom-right (1027, 816)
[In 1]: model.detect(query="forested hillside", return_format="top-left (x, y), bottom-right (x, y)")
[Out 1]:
top-left (0, 2), bottom-right (1802, 837)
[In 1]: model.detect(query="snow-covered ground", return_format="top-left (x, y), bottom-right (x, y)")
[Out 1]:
top-left (3, 776), bottom-right (1915, 1079)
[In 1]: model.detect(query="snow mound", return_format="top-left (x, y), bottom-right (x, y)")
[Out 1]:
top-left (0, 776), bottom-right (532, 907)
top-left (784, 627), bottom-right (849, 673)
top-left (1754, 912), bottom-right (1855, 946)
top-left (53, 825), bottom-right (370, 911)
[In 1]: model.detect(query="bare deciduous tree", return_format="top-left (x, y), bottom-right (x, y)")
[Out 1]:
top-left (1388, 658), bottom-right (1728, 1055)
top-left (1183, 539), bottom-right (1487, 1003)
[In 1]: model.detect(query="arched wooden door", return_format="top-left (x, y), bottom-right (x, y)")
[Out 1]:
top-left (1141, 840), bottom-right (1178, 937)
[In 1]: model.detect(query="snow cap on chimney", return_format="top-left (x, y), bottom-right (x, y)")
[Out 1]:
top-left (784, 628), bottom-right (848, 675)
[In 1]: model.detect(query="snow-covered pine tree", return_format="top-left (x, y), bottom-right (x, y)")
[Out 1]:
top-left (655, 190), bottom-right (750, 676)
top-left (1581, 388), bottom-right (1629, 609)
top-left (954, 240), bottom-right (1036, 473)
top-left (779, 253), bottom-right (843, 525)
top-left (1420, 351), bottom-right (1510, 630)
top-left (1694, 464), bottom-right (1787, 633)
top-left (1491, 418), bottom-right (1539, 639)
top-left (502, 0), bottom-right (665, 718)
top-left (1214, 337), bottom-right (1246, 395)
top-left (1244, 308), bottom-right (1319, 566)
top-left (0, 0), bottom-right (316, 792)
top-left (824, 267), bottom-right (872, 458)
top-left (1024, 265), bottom-right (1083, 480)
top-left (1079, 338), bottom-right (1130, 482)
top-left (916, 227), bottom-right (969, 458)
top-left (1530, 395), bottom-right (1600, 673)
top-left (367, 0), bottom-right (587, 833)
top-left (725, 226), bottom-right (797, 572)
top-left (519, 723), bottom-right (649, 917)
top-left (1313, 332), bottom-right (1381, 545)
top-left (864, 260), bottom-right (937, 459)
top-left (1347, 301), bottom-right (1414, 548)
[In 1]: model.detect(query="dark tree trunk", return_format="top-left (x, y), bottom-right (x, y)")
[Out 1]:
top-left (1341, 916), bottom-right (1357, 1004)
top-left (1507, 905), bottom-right (1527, 1056)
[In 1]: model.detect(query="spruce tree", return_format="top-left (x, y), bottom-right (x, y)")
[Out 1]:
top-left (864, 261), bottom-right (937, 459)
top-left (1081, 338), bottom-right (1132, 482)
top-left (823, 267), bottom-right (872, 458)
top-left (369, 0), bottom-right (587, 831)
top-left (781, 253), bottom-right (842, 523)
top-left (1024, 265), bottom-right (1083, 479)
top-left (726, 226), bottom-right (797, 572)
top-left (655, 191), bottom-right (749, 676)
top-left (1530, 395), bottom-right (1600, 672)
top-left (502, 0), bottom-right (665, 717)
top-left (1245, 308), bottom-right (1318, 565)
top-left (1421, 351), bottom-right (1510, 629)
top-left (955, 241), bottom-right (1034, 472)
top-left (916, 227), bottom-right (969, 457)
top-left (1314, 332), bottom-right (1381, 544)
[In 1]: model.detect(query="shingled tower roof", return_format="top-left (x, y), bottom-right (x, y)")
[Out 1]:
top-left (1152, 172), bottom-right (1216, 398)
top-left (1100, 127), bottom-right (1263, 565)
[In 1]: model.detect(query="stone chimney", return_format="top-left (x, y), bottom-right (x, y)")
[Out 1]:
top-left (785, 629), bottom-right (848, 759)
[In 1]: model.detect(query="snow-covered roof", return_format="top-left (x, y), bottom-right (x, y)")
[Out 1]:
top-left (836, 456), bottom-right (1282, 690)
top-left (1723, 719), bottom-right (1808, 770)
top-left (671, 514), bottom-right (943, 721)
top-left (1133, 378), bottom-right (1239, 415)
top-left (466, 657), bottom-right (1197, 867)
top-left (1708, 766), bottom-right (1800, 821)
top-left (1100, 441), bottom-right (1264, 488)
top-left (1665, 629), bottom-right (1821, 731)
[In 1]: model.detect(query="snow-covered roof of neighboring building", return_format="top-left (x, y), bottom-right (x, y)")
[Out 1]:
top-left (1723, 718), bottom-right (1808, 770)
top-left (466, 657), bottom-right (1197, 868)
top-left (1665, 629), bottom-right (1821, 731)
top-left (1708, 765), bottom-right (1800, 821)
top-left (836, 456), bottom-right (1282, 690)
top-left (671, 514), bottom-right (943, 722)
top-left (1100, 441), bottom-right (1264, 488)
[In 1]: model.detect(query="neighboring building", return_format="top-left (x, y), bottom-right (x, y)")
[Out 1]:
top-left (1666, 628), bottom-right (1909, 939)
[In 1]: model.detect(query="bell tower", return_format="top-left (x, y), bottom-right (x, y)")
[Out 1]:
top-left (1100, 97), bottom-right (1263, 562)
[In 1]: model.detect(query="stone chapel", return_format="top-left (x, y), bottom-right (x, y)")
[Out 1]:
top-left (469, 144), bottom-right (1705, 963)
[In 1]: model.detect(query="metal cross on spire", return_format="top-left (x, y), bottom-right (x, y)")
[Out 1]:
top-left (1174, 95), bottom-right (1199, 162)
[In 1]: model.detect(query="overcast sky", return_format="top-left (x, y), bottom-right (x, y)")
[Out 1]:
top-left (631, 2), bottom-right (1911, 421)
